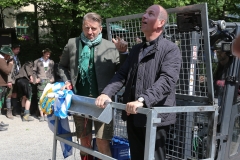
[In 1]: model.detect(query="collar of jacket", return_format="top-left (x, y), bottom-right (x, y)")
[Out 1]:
top-left (13, 55), bottom-right (19, 61)
top-left (40, 57), bottom-right (50, 62)
top-left (140, 34), bottom-right (163, 57)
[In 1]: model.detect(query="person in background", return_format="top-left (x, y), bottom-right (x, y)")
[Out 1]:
top-left (232, 34), bottom-right (240, 58)
top-left (5, 44), bottom-right (21, 119)
top-left (33, 48), bottom-right (54, 122)
top-left (96, 5), bottom-right (181, 160)
top-left (58, 12), bottom-right (128, 160)
top-left (0, 46), bottom-right (14, 130)
top-left (210, 39), bottom-right (237, 160)
top-left (15, 61), bottom-right (36, 121)
top-left (211, 40), bottom-right (234, 125)
top-left (53, 55), bottom-right (63, 82)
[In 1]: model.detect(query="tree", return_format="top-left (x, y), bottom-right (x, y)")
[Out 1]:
top-left (0, 0), bottom-right (239, 63)
top-left (1, 0), bottom-right (239, 44)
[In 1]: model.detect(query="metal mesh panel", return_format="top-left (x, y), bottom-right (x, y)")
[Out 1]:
top-left (107, 16), bottom-right (144, 49)
top-left (166, 112), bottom-right (210, 160)
top-left (113, 109), bottom-right (211, 159)
top-left (230, 115), bottom-right (240, 156)
top-left (113, 109), bottom-right (128, 139)
top-left (113, 90), bottom-right (128, 139)
top-left (165, 13), bottom-right (208, 97)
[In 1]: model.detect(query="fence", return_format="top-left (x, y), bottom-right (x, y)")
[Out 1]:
top-left (113, 108), bottom-right (218, 160)
top-left (112, 92), bottom-right (218, 160)
top-left (52, 95), bottom-right (218, 160)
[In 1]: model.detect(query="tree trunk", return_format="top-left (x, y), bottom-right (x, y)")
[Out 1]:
top-left (0, 8), bottom-right (4, 28)
top-left (69, 0), bottom-right (81, 37)
top-left (34, 3), bottom-right (39, 44)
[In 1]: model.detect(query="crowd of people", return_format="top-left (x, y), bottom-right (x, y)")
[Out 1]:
top-left (0, 44), bottom-right (58, 128)
top-left (1, 3), bottom-right (240, 160)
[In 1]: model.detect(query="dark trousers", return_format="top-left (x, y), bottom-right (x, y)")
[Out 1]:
top-left (127, 115), bottom-right (169, 160)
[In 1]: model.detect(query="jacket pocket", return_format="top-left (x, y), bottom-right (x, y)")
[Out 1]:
top-left (103, 58), bottom-right (114, 68)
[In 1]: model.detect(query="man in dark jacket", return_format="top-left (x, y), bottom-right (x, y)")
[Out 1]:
top-left (96, 5), bottom-right (181, 160)
top-left (232, 34), bottom-right (240, 57)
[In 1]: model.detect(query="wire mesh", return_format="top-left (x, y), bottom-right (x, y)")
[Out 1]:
top-left (166, 112), bottom-right (210, 160)
top-left (107, 17), bottom-right (144, 49)
top-left (113, 109), bottom-right (128, 139)
top-left (113, 108), bottom-right (211, 160)
top-left (229, 115), bottom-right (240, 156)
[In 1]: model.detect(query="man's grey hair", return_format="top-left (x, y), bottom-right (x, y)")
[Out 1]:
top-left (83, 12), bottom-right (102, 26)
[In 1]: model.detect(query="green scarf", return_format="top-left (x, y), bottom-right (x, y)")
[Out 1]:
top-left (78, 32), bottom-right (102, 85)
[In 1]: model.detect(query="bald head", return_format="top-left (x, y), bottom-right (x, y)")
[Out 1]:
top-left (157, 5), bottom-right (168, 25)
top-left (141, 4), bottom-right (168, 41)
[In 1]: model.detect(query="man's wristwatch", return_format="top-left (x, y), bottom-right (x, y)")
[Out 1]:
top-left (138, 97), bottom-right (145, 103)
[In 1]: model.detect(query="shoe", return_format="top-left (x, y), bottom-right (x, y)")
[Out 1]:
top-left (0, 126), bottom-right (7, 131)
top-left (12, 108), bottom-right (21, 117)
top-left (6, 108), bottom-right (14, 119)
top-left (21, 108), bottom-right (25, 116)
top-left (39, 116), bottom-right (44, 122)
top-left (0, 121), bottom-right (9, 127)
top-left (23, 114), bottom-right (34, 122)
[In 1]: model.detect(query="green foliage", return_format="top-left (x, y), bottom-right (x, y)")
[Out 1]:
top-left (1, 0), bottom-right (240, 63)
top-left (16, 40), bottom-right (62, 65)
top-left (1, 0), bottom-right (240, 20)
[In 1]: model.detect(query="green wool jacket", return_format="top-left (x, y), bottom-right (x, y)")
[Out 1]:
top-left (58, 37), bottom-right (125, 94)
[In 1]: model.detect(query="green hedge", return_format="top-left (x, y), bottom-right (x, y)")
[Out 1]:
top-left (16, 40), bottom-right (63, 64)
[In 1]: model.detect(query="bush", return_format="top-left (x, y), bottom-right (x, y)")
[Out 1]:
top-left (16, 40), bottom-right (63, 64)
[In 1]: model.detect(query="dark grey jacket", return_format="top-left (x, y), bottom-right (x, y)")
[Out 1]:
top-left (102, 34), bottom-right (182, 127)
top-left (15, 61), bottom-right (36, 84)
top-left (8, 55), bottom-right (21, 84)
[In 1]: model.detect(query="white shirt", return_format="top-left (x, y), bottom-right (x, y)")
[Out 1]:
top-left (14, 55), bottom-right (20, 71)
top-left (40, 57), bottom-right (50, 68)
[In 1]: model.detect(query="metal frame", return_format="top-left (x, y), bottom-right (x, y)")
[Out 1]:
top-left (52, 96), bottom-right (218, 160)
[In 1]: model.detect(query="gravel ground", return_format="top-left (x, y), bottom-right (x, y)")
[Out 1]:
top-left (0, 114), bottom-right (80, 160)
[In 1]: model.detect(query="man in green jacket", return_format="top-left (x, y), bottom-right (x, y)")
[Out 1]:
top-left (59, 12), bottom-right (127, 160)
